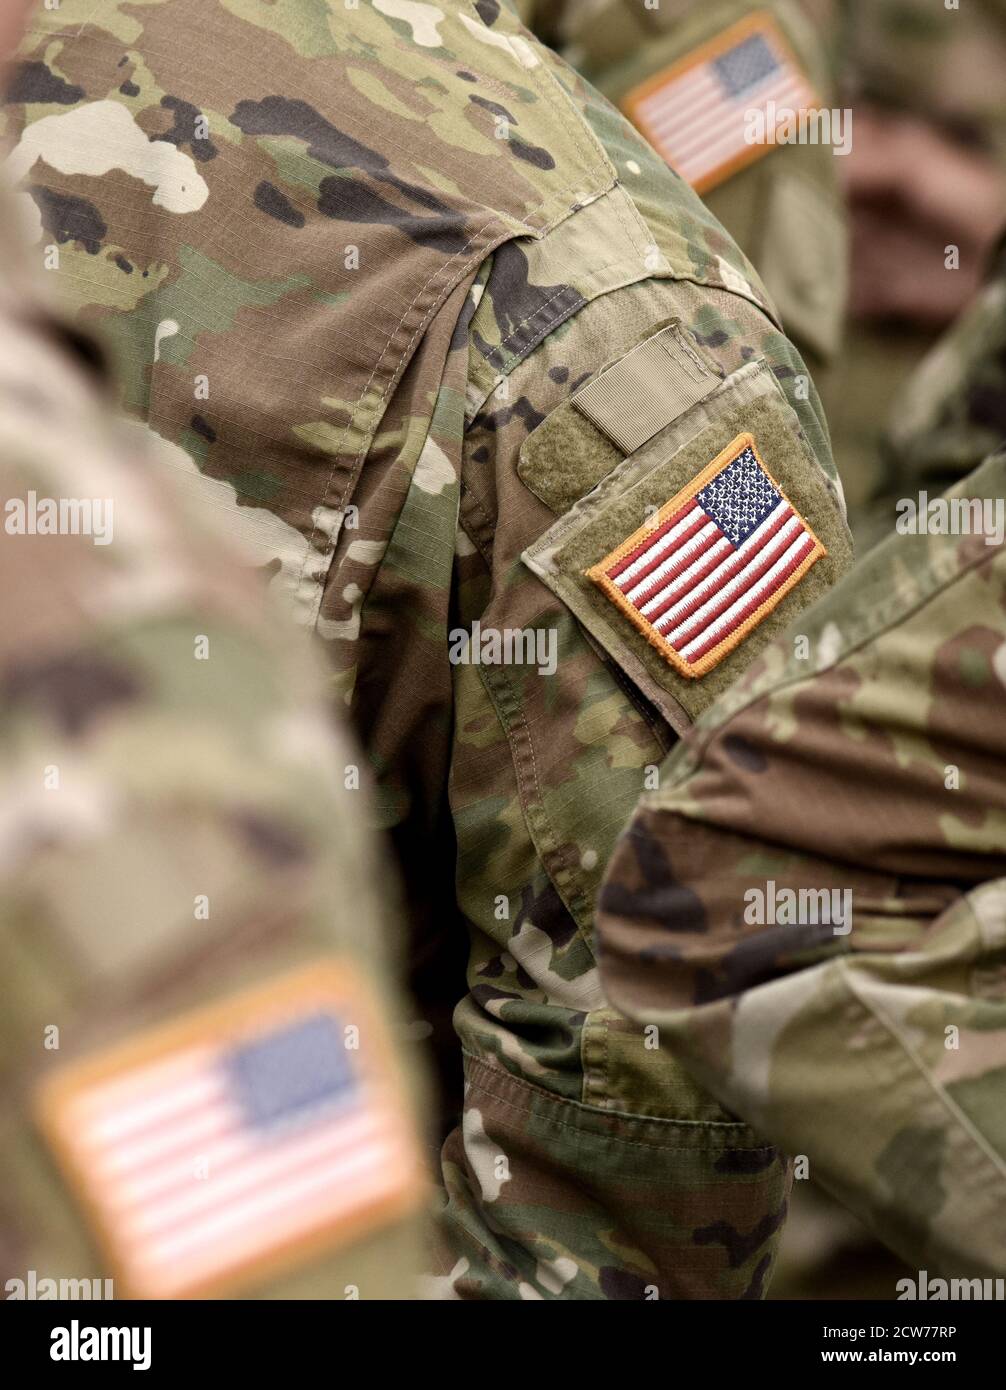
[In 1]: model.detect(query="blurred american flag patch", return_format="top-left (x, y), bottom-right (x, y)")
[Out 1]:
top-left (587, 432), bottom-right (825, 679)
top-left (35, 964), bottom-right (423, 1298)
top-left (622, 11), bottom-right (818, 193)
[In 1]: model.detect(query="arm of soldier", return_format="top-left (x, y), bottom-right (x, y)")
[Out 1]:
top-left (597, 454), bottom-right (1006, 1276)
top-left (428, 200), bottom-right (853, 1297)
top-left (0, 329), bottom-right (426, 1300)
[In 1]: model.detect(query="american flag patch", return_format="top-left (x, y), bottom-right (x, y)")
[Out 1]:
top-left (622, 11), bottom-right (818, 193)
top-left (35, 964), bottom-right (423, 1298)
top-left (587, 432), bottom-right (825, 678)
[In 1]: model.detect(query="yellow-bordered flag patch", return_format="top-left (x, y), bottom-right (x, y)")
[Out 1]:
top-left (622, 11), bottom-right (818, 194)
top-left (586, 432), bottom-right (825, 678)
top-left (34, 963), bottom-right (424, 1298)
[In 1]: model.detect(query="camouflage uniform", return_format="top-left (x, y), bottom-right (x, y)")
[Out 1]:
top-left (528, 0), bottom-right (849, 373)
top-left (0, 187), bottom-right (425, 1300)
top-left (3, 0), bottom-right (853, 1297)
top-left (596, 257), bottom-right (1006, 1277)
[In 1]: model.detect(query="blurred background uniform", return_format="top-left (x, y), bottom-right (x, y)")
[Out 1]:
top-left (525, 0), bottom-right (849, 379)
top-left (883, 237), bottom-right (1006, 507)
top-left (819, 0), bottom-right (1006, 549)
top-left (0, 181), bottom-right (426, 1300)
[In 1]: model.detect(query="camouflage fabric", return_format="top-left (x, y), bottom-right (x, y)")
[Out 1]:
top-left (0, 187), bottom-right (425, 1300)
top-left (2, 0), bottom-right (851, 1298)
top-left (531, 0), bottom-right (849, 370)
top-left (596, 260), bottom-right (1006, 1277)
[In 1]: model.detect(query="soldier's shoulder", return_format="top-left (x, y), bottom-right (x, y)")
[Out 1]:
top-left (542, 26), bottom-right (780, 317)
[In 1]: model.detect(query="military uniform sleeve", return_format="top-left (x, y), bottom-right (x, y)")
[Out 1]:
top-left (0, 280), bottom-right (426, 1300)
top-left (597, 452), bottom-right (1006, 1278)
top-left (411, 23), bottom-right (853, 1299)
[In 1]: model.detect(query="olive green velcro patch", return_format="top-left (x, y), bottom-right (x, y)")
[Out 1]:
top-left (518, 318), bottom-right (724, 515)
top-left (522, 359), bottom-right (853, 732)
top-left (517, 400), bottom-right (622, 516)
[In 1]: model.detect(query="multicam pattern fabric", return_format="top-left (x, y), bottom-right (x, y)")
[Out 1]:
top-left (0, 190), bottom-right (424, 1298)
top-left (2, 0), bottom-right (847, 1298)
top-left (597, 259), bottom-right (1006, 1278)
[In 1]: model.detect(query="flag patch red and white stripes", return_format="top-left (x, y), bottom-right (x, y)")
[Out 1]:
top-left (587, 432), bottom-right (825, 678)
top-left (34, 964), bottom-right (423, 1298)
top-left (622, 11), bottom-right (818, 194)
